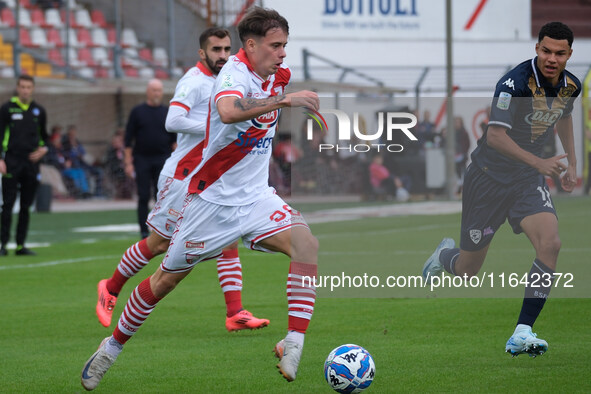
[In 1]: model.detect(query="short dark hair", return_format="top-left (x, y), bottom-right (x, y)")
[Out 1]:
top-left (199, 27), bottom-right (231, 50)
top-left (237, 7), bottom-right (288, 45)
top-left (17, 74), bottom-right (35, 85)
top-left (538, 22), bottom-right (574, 47)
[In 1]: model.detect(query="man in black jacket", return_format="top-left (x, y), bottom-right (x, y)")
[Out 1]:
top-left (124, 79), bottom-right (176, 239)
top-left (0, 75), bottom-right (48, 256)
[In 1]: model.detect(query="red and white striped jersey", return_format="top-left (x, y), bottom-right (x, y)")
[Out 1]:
top-left (161, 62), bottom-right (215, 181)
top-left (188, 48), bottom-right (290, 206)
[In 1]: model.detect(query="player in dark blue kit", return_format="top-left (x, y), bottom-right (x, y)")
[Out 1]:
top-left (422, 22), bottom-right (580, 357)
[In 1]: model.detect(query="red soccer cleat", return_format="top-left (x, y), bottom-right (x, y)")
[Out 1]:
top-left (96, 279), bottom-right (118, 327)
top-left (225, 310), bottom-right (269, 332)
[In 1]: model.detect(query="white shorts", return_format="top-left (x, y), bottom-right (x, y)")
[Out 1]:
top-left (161, 188), bottom-right (309, 273)
top-left (146, 174), bottom-right (188, 239)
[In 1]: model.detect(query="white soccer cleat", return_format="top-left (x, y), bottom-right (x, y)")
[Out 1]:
top-left (274, 338), bottom-right (303, 382)
top-left (505, 325), bottom-right (548, 358)
top-left (422, 238), bottom-right (455, 284)
top-left (81, 336), bottom-right (117, 391)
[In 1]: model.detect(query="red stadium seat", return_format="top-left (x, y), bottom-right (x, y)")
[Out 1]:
top-left (60, 10), bottom-right (82, 28)
top-left (77, 48), bottom-right (96, 67)
top-left (90, 10), bottom-right (109, 28)
top-left (48, 48), bottom-right (65, 67)
top-left (20, 29), bottom-right (38, 48)
top-left (30, 8), bottom-right (51, 28)
top-left (47, 28), bottom-right (64, 47)
top-left (77, 28), bottom-right (96, 47)
top-left (1, 8), bottom-right (16, 28)
top-left (155, 69), bottom-right (169, 79)
top-left (138, 48), bottom-right (153, 63)
top-left (124, 67), bottom-right (139, 78)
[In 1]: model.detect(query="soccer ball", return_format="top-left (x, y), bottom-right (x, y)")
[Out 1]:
top-left (324, 344), bottom-right (375, 393)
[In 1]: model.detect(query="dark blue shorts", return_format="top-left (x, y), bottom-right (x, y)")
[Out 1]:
top-left (459, 164), bottom-right (557, 251)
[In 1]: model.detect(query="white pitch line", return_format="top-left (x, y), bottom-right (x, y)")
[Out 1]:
top-left (0, 255), bottom-right (121, 271)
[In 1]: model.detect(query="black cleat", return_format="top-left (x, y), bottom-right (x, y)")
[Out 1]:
top-left (15, 247), bottom-right (36, 256)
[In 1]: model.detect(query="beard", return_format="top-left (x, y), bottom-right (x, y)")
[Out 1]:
top-left (205, 55), bottom-right (226, 74)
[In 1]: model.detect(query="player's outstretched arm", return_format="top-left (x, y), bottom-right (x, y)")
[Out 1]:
top-left (487, 125), bottom-right (567, 177)
top-left (556, 115), bottom-right (577, 192)
top-left (217, 90), bottom-right (319, 124)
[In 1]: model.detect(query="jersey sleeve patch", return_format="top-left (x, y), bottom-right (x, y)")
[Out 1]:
top-left (496, 92), bottom-right (512, 110)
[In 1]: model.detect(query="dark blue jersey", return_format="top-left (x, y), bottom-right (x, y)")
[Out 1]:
top-left (471, 57), bottom-right (581, 184)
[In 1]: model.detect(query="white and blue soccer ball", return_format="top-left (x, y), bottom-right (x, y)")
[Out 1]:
top-left (324, 344), bottom-right (375, 393)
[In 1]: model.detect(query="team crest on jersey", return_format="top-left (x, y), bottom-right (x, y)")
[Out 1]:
top-left (470, 229), bottom-right (482, 244)
top-left (252, 110), bottom-right (279, 129)
top-left (558, 85), bottom-right (576, 98)
top-left (165, 219), bottom-right (176, 232)
top-left (32, 108), bottom-right (40, 116)
top-left (185, 241), bottom-right (205, 249)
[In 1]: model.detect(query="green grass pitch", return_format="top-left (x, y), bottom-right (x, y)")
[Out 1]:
top-left (0, 197), bottom-right (589, 393)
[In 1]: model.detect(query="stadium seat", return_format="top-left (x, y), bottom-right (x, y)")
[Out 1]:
top-left (1, 8), bottom-right (16, 28)
top-left (106, 27), bottom-right (116, 45)
top-left (77, 66), bottom-right (94, 79)
top-left (20, 29), bottom-right (38, 48)
top-left (48, 48), bottom-right (65, 66)
top-left (77, 28), bottom-right (96, 47)
top-left (153, 47), bottom-right (168, 67)
top-left (0, 66), bottom-right (15, 78)
top-left (90, 9), bottom-right (108, 28)
top-left (138, 67), bottom-right (155, 79)
top-left (30, 27), bottom-right (50, 48)
top-left (46, 28), bottom-right (64, 47)
top-left (30, 8), bottom-right (51, 28)
top-left (44, 9), bottom-right (64, 28)
top-left (121, 28), bottom-right (139, 48)
top-left (154, 68), bottom-right (169, 80)
top-left (17, 9), bottom-right (33, 28)
top-left (122, 47), bottom-right (141, 67)
top-left (124, 66), bottom-right (139, 78)
top-left (90, 28), bottom-right (110, 47)
top-left (21, 0), bottom-right (34, 9)
top-left (34, 62), bottom-right (53, 77)
top-left (77, 47), bottom-right (96, 67)
top-left (66, 47), bottom-right (83, 67)
top-left (2, 0), bottom-right (16, 9)
top-left (74, 9), bottom-right (93, 29)
top-left (94, 66), bottom-right (108, 78)
top-left (91, 47), bottom-right (111, 67)
top-left (138, 47), bottom-right (153, 63)
top-left (61, 28), bottom-right (82, 48)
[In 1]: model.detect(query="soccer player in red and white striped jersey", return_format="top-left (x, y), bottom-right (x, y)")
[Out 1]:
top-left (82, 8), bottom-right (319, 391)
top-left (94, 27), bottom-right (268, 332)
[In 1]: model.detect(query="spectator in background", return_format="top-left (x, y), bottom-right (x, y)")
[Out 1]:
top-left (441, 116), bottom-right (471, 195)
top-left (273, 133), bottom-right (301, 195)
top-left (45, 127), bottom-right (89, 197)
top-left (415, 109), bottom-right (436, 150)
top-left (124, 79), bottom-right (176, 239)
top-left (0, 75), bottom-right (48, 256)
top-left (104, 128), bottom-right (134, 199)
top-left (369, 154), bottom-right (410, 202)
top-left (62, 124), bottom-right (104, 197)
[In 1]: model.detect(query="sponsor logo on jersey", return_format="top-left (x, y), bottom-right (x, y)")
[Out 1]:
top-left (11, 113), bottom-right (23, 120)
top-left (185, 241), bottom-right (205, 249)
top-left (502, 78), bottom-right (515, 89)
top-left (32, 108), bottom-right (40, 116)
top-left (497, 92), bottom-right (512, 110)
top-left (483, 226), bottom-right (494, 237)
top-left (234, 131), bottom-right (274, 155)
top-left (470, 229), bottom-right (481, 244)
top-left (524, 109), bottom-right (563, 126)
top-left (251, 110), bottom-right (279, 129)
